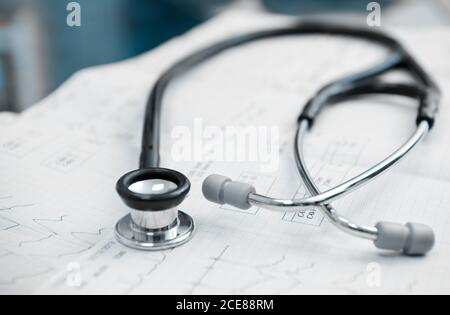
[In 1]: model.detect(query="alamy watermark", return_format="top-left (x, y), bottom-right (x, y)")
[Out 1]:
top-left (66, 2), bottom-right (81, 27)
top-left (367, 2), bottom-right (381, 27)
top-left (171, 119), bottom-right (280, 172)
top-left (65, 2), bottom-right (380, 29)
top-left (366, 262), bottom-right (382, 288)
top-left (66, 261), bottom-right (82, 287)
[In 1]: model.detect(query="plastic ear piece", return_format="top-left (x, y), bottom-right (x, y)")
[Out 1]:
top-left (403, 223), bottom-right (435, 256)
top-left (202, 174), bottom-right (230, 205)
top-left (202, 174), bottom-right (256, 210)
top-left (374, 222), bottom-right (435, 256)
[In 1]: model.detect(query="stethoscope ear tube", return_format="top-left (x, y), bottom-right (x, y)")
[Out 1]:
top-left (295, 81), bottom-right (437, 256)
top-left (418, 93), bottom-right (440, 129)
top-left (203, 81), bottom-right (437, 256)
top-left (123, 21), bottom-right (441, 255)
top-left (299, 75), bottom-right (440, 130)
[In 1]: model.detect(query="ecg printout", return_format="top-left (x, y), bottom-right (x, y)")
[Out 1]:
top-left (0, 11), bottom-right (449, 294)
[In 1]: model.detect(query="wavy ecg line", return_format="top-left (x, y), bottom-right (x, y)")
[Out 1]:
top-left (229, 255), bottom-right (287, 294)
top-left (18, 235), bottom-right (53, 247)
top-left (0, 216), bottom-right (20, 231)
top-left (0, 204), bottom-right (35, 211)
top-left (56, 229), bottom-right (108, 259)
top-left (189, 245), bottom-right (230, 294)
top-left (274, 262), bottom-right (316, 294)
top-left (0, 266), bottom-right (54, 286)
top-left (1, 216), bottom-right (100, 261)
top-left (33, 215), bottom-right (67, 235)
top-left (71, 228), bottom-right (107, 245)
top-left (188, 249), bottom-right (317, 294)
top-left (124, 252), bottom-right (169, 295)
top-left (57, 245), bottom-right (94, 259)
top-left (232, 259), bottom-right (316, 294)
top-left (331, 270), bottom-right (366, 295)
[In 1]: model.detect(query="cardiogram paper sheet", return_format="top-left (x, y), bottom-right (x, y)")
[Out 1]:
top-left (0, 11), bottom-right (449, 295)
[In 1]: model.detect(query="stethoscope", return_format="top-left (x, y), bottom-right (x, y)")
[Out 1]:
top-left (115, 22), bottom-right (440, 255)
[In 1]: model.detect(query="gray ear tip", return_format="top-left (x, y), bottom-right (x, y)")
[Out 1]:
top-left (374, 221), bottom-right (435, 256)
top-left (404, 222), bottom-right (435, 256)
top-left (202, 174), bottom-right (256, 210)
top-left (202, 174), bottom-right (231, 204)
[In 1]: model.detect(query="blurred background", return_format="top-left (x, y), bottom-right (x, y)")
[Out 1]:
top-left (1, 0), bottom-right (449, 112)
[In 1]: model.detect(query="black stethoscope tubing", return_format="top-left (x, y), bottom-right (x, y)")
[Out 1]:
top-left (115, 21), bottom-right (440, 253)
top-left (140, 22), bottom-right (440, 170)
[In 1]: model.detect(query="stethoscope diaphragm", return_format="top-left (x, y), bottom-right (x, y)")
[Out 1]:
top-left (115, 168), bottom-right (195, 250)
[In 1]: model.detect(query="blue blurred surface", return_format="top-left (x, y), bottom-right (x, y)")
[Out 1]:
top-left (262, 0), bottom-right (393, 13)
top-left (0, 62), bottom-right (4, 86)
top-left (34, 0), bottom-right (395, 94)
top-left (0, 62), bottom-right (4, 101)
top-left (35, 0), bottom-right (205, 93)
top-left (2, 0), bottom-right (444, 111)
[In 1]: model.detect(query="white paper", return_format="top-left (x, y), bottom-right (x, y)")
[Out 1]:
top-left (0, 11), bottom-right (449, 294)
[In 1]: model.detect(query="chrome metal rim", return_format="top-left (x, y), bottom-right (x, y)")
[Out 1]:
top-left (115, 211), bottom-right (195, 251)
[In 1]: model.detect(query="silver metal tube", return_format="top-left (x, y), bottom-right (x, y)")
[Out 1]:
top-left (294, 120), bottom-right (377, 240)
top-left (131, 208), bottom-right (178, 230)
top-left (249, 119), bottom-right (429, 240)
top-left (248, 120), bottom-right (429, 212)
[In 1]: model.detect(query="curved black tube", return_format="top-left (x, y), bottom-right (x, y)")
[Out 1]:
top-left (140, 21), bottom-right (441, 168)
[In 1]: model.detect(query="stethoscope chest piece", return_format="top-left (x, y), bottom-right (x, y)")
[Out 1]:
top-left (115, 211), bottom-right (194, 251)
top-left (115, 168), bottom-right (195, 251)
